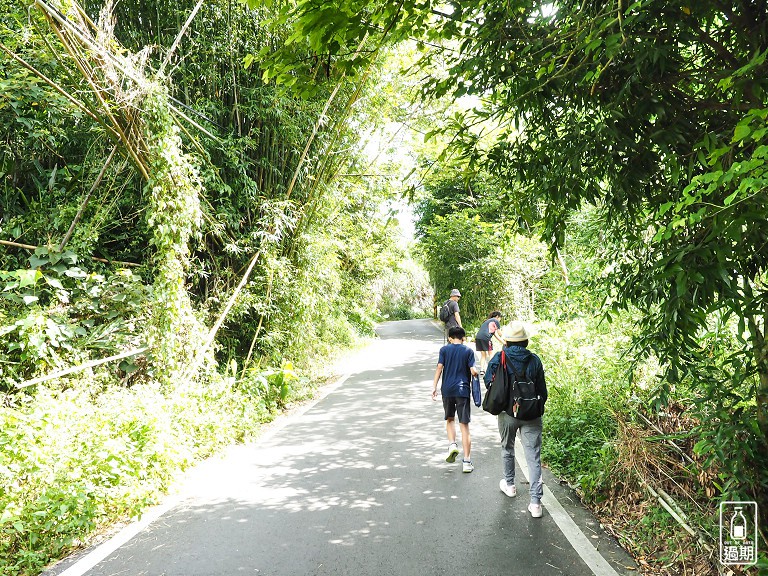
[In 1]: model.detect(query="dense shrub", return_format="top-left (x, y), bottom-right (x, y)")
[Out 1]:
top-left (536, 318), bottom-right (633, 494)
top-left (0, 363), bottom-right (293, 576)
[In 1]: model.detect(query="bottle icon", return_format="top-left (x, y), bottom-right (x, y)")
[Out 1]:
top-left (730, 506), bottom-right (747, 540)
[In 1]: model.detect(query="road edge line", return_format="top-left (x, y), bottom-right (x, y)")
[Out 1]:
top-left (515, 436), bottom-right (621, 576)
top-left (53, 494), bottom-right (183, 576)
top-left (48, 371), bottom-right (354, 576)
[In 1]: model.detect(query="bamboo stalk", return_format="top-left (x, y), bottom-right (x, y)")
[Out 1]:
top-left (634, 409), bottom-right (697, 466)
top-left (56, 32), bottom-right (147, 179)
top-left (16, 347), bottom-right (148, 388)
top-left (159, 0), bottom-right (204, 76)
top-left (1, 240), bottom-right (40, 251)
top-left (638, 475), bottom-right (714, 553)
top-left (34, 1), bottom-right (152, 180)
top-left (288, 50), bottom-right (376, 261)
top-left (168, 103), bottom-right (221, 143)
top-left (642, 478), bottom-right (697, 537)
top-left (240, 265), bottom-right (275, 378)
top-left (227, 3), bottom-right (243, 138)
top-left (46, 13), bottom-right (150, 180)
top-left (283, 33), bottom-right (371, 201)
top-left (181, 249), bottom-right (264, 383)
top-left (285, 81), bottom-right (343, 200)
top-left (59, 145), bottom-right (118, 250)
top-left (35, 0), bottom-right (144, 85)
top-left (0, 42), bottom-right (107, 130)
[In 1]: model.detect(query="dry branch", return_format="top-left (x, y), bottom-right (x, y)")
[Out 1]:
top-left (639, 475), bottom-right (714, 553)
top-left (179, 249), bottom-right (264, 385)
top-left (16, 347), bottom-right (148, 388)
top-left (160, 0), bottom-right (204, 76)
top-left (59, 145), bottom-right (119, 251)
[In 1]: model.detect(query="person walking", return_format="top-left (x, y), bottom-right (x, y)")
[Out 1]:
top-left (474, 311), bottom-right (503, 375)
top-left (431, 326), bottom-right (478, 473)
top-left (484, 321), bottom-right (548, 517)
top-left (441, 289), bottom-right (462, 328)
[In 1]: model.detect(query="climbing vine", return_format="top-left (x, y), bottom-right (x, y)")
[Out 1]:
top-left (141, 85), bottom-right (205, 384)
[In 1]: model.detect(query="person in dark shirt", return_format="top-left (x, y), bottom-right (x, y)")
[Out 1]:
top-left (443, 289), bottom-right (462, 329)
top-left (432, 326), bottom-right (478, 472)
top-left (474, 311), bottom-right (503, 375)
top-left (484, 321), bottom-right (548, 517)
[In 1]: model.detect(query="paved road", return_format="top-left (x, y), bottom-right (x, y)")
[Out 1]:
top-left (46, 319), bottom-right (638, 576)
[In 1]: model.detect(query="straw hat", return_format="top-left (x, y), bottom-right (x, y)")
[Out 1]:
top-left (502, 321), bottom-right (529, 342)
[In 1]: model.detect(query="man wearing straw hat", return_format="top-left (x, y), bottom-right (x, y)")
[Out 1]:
top-left (484, 320), bottom-right (548, 518)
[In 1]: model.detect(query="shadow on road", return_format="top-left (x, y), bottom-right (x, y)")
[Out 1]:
top-left (46, 319), bottom-right (636, 576)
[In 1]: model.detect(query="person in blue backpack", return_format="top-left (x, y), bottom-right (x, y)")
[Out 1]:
top-left (432, 326), bottom-right (478, 473)
top-left (484, 321), bottom-right (548, 517)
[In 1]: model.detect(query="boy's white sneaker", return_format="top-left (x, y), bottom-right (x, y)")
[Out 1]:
top-left (462, 459), bottom-right (474, 473)
top-left (499, 479), bottom-right (516, 497)
top-left (445, 443), bottom-right (459, 463)
top-left (528, 503), bottom-right (543, 518)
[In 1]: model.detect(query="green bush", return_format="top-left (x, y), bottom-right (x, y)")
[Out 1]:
top-left (0, 249), bottom-right (148, 391)
top-left (0, 361), bottom-right (299, 576)
top-left (536, 317), bottom-right (635, 498)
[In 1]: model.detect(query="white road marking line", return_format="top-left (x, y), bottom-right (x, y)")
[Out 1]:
top-left (49, 372), bottom-right (354, 576)
top-left (514, 434), bottom-right (622, 576)
top-left (53, 494), bottom-right (182, 576)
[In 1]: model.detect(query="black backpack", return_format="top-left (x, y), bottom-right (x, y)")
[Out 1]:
top-left (482, 351), bottom-right (511, 415)
top-left (438, 300), bottom-right (451, 322)
top-left (507, 357), bottom-right (543, 420)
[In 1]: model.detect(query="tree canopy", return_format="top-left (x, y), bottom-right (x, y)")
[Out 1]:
top-left (258, 0), bottom-right (768, 530)
top-left (2, 0), bottom-right (768, 572)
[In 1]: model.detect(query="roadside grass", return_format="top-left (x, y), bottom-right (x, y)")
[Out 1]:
top-left (537, 316), bottom-right (766, 575)
top-left (0, 345), bottom-right (352, 576)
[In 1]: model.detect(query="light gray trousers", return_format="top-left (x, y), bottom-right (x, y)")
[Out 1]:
top-left (498, 412), bottom-right (543, 504)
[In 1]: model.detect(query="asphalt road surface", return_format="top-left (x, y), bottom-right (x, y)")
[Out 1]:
top-left (46, 319), bottom-right (638, 576)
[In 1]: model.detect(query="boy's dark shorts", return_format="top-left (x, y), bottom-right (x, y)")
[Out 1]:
top-left (475, 338), bottom-right (491, 352)
top-left (443, 396), bottom-right (471, 424)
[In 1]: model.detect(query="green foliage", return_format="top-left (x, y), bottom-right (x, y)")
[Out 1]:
top-left (536, 317), bottom-right (634, 496)
top-left (370, 257), bottom-right (432, 320)
top-left (0, 365), bottom-right (285, 576)
top-left (247, 0), bottom-right (424, 97)
top-left (0, 248), bottom-right (148, 390)
top-left (416, 194), bottom-right (553, 324)
top-left (238, 360), bottom-right (304, 413)
top-left (140, 85), bottom-right (206, 385)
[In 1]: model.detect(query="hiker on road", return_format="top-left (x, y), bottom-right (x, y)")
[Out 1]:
top-left (475, 311), bottom-right (503, 375)
top-left (432, 326), bottom-right (478, 473)
top-left (484, 321), bottom-right (548, 518)
top-left (440, 289), bottom-right (462, 329)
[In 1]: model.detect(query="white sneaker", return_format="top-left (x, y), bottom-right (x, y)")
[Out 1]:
top-left (528, 503), bottom-right (543, 518)
top-left (445, 443), bottom-right (459, 463)
top-left (462, 459), bottom-right (474, 473)
top-left (499, 479), bottom-right (516, 497)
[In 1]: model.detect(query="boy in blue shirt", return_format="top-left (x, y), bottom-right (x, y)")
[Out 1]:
top-left (431, 326), bottom-right (478, 472)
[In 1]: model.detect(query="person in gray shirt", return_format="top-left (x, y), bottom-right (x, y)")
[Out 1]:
top-left (443, 289), bottom-right (462, 329)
